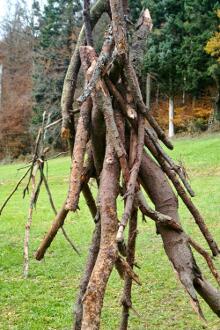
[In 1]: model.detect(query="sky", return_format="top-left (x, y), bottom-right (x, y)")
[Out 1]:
top-left (0, 0), bottom-right (47, 21)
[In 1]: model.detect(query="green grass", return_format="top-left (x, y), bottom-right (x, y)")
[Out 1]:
top-left (0, 133), bottom-right (220, 330)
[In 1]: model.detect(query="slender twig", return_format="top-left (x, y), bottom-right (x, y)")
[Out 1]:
top-left (0, 167), bottom-right (31, 216)
top-left (47, 151), bottom-right (68, 161)
top-left (189, 237), bottom-right (220, 286)
top-left (45, 118), bottom-right (62, 130)
top-left (23, 163), bottom-right (40, 278)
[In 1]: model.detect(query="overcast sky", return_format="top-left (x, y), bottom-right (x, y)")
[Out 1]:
top-left (0, 0), bottom-right (47, 21)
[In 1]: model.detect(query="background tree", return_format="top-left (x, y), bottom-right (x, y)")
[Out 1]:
top-left (0, 0), bottom-right (33, 159)
top-left (205, 9), bottom-right (220, 123)
top-left (143, 0), bottom-right (185, 137)
top-left (32, 0), bottom-right (82, 149)
top-left (182, 0), bottom-right (219, 96)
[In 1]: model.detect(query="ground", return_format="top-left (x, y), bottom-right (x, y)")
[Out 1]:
top-left (0, 133), bottom-right (220, 330)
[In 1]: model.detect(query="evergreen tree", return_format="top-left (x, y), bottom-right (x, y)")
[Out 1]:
top-left (32, 0), bottom-right (82, 148)
top-left (143, 0), bottom-right (185, 137)
top-left (205, 8), bottom-right (220, 122)
top-left (182, 0), bottom-right (219, 95)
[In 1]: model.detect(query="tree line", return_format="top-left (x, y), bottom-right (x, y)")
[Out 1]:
top-left (0, 0), bottom-right (219, 159)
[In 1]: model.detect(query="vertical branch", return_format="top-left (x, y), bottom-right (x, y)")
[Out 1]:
top-left (74, 220), bottom-right (101, 330)
top-left (23, 163), bottom-right (39, 278)
top-left (84, 0), bottom-right (93, 46)
top-left (81, 140), bottom-right (120, 329)
top-left (117, 115), bottom-right (145, 242)
top-left (65, 46), bottom-right (95, 212)
top-left (120, 128), bottom-right (138, 330)
top-left (120, 208), bottom-right (138, 330)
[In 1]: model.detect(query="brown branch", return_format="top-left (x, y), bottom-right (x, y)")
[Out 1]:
top-left (189, 238), bottom-right (220, 286)
top-left (109, 0), bottom-right (128, 59)
top-left (74, 220), bottom-right (101, 330)
top-left (137, 190), bottom-right (183, 233)
top-left (145, 127), bottom-right (195, 197)
top-left (116, 255), bottom-right (141, 286)
top-left (77, 26), bottom-right (114, 105)
top-left (81, 140), bottom-right (119, 329)
top-left (83, 0), bottom-right (93, 47)
top-left (35, 156), bottom-right (94, 261)
top-left (65, 45), bottom-right (94, 212)
top-left (82, 182), bottom-right (97, 219)
top-left (65, 98), bottom-right (92, 211)
top-left (125, 61), bottom-right (173, 150)
top-left (140, 151), bottom-right (220, 318)
top-left (120, 208), bottom-right (138, 330)
top-left (35, 203), bottom-right (68, 261)
top-left (117, 115), bottom-right (145, 242)
top-left (144, 134), bottom-right (220, 257)
top-left (61, 0), bottom-right (110, 134)
top-left (41, 168), bottom-right (80, 256)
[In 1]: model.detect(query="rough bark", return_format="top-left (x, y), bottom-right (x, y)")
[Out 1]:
top-left (81, 141), bottom-right (120, 330)
top-left (77, 27), bottom-right (114, 105)
top-left (65, 45), bottom-right (96, 212)
top-left (120, 208), bottom-right (138, 330)
top-left (65, 98), bottom-right (92, 211)
top-left (140, 152), bottom-right (220, 318)
top-left (74, 216), bottom-right (100, 330)
top-left (117, 115), bottom-right (145, 242)
top-left (120, 129), bottom-right (138, 330)
top-left (144, 133), bottom-right (219, 256)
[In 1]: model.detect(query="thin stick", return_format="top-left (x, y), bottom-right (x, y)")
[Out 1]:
top-left (23, 163), bottom-right (39, 278)
top-left (0, 166), bottom-right (31, 215)
top-left (45, 118), bottom-right (62, 130)
top-left (47, 151), bottom-right (68, 161)
top-left (189, 238), bottom-right (220, 286)
top-left (145, 127), bottom-right (195, 197)
top-left (137, 190), bottom-right (183, 233)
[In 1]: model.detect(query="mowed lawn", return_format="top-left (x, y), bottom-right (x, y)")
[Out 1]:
top-left (0, 133), bottom-right (220, 330)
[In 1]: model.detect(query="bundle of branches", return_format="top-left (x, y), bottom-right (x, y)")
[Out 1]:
top-left (35, 0), bottom-right (220, 329)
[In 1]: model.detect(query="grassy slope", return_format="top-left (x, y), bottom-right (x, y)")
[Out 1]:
top-left (0, 133), bottom-right (220, 330)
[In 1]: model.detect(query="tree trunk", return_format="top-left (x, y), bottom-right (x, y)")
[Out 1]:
top-left (0, 64), bottom-right (2, 111)
top-left (168, 96), bottom-right (174, 138)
